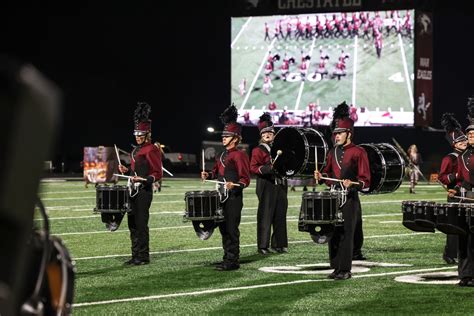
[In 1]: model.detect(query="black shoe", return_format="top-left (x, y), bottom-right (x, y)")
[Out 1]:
top-left (271, 247), bottom-right (288, 253)
top-left (327, 270), bottom-right (339, 279)
top-left (352, 253), bottom-right (367, 260)
top-left (211, 261), bottom-right (224, 266)
top-left (458, 277), bottom-right (474, 287)
top-left (334, 271), bottom-right (352, 280)
top-left (124, 258), bottom-right (136, 265)
top-left (258, 248), bottom-right (273, 255)
top-left (216, 262), bottom-right (240, 271)
top-left (125, 258), bottom-right (149, 266)
top-left (443, 254), bottom-right (457, 265)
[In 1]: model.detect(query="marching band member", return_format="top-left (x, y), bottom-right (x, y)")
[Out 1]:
top-left (118, 102), bottom-right (162, 266)
top-left (201, 104), bottom-right (250, 271)
top-left (439, 113), bottom-right (467, 264)
top-left (314, 101), bottom-right (371, 280)
top-left (448, 98), bottom-right (474, 286)
top-left (407, 144), bottom-right (421, 194)
top-left (250, 113), bottom-right (288, 255)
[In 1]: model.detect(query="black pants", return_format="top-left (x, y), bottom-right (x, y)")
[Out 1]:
top-left (458, 231), bottom-right (474, 278)
top-left (328, 196), bottom-right (361, 272)
top-left (256, 178), bottom-right (288, 249)
top-left (353, 205), bottom-right (364, 257)
top-left (445, 197), bottom-right (458, 258)
top-left (219, 193), bottom-right (243, 263)
top-left (128, 189), bottom-right (152, 261)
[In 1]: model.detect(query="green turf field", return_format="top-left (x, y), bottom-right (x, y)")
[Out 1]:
top-left (231, 14), bottom-right (414, 114)
top-left (37, 178), bottom-right (474, 315)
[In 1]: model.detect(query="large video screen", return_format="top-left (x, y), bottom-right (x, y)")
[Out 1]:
top-left (231, 10), bottom-right (415, 127)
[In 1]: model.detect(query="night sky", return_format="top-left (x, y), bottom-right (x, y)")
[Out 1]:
top-left (1, 2), bottom-right (473, 173)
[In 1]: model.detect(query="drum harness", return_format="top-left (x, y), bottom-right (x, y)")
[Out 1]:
top-left (127, 173), bottom-right (143, 198)
top-left (330, 183), bottom-right (348, 209)
top-left (217, 152), bottom-right (230, 203)
top-left (261, 142), bottom-right (286, 186)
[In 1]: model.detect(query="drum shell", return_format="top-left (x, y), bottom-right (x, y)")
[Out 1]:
top-left (360, 143), bottom-right (405, 194)
top-left (300, 191), bottom-right (343, 224)
top-left (95, 185), bottom-right (131, 213)
top-left (413, 201), bottom-right (437, 230)
top-left (271, 127), bottom-right (328, 178)
top-left (401, 200), bottom-right (434, 232)
top-left (184, 190), bottom-right (223, 220)
top-left (435, 203), bottom-right (469, 235)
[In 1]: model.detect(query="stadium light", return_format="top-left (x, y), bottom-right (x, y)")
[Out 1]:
top-left (207, 127), bottom-right (215, 133)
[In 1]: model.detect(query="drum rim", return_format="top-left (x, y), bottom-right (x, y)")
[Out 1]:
top-left (185, 190), bottom-right (220, 196)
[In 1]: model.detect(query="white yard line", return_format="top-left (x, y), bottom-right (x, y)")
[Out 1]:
top-left (398, 33), bottom-right (414, 108)
top-left (73, 231), bottom-right (435, 260)
top-left (231, 17), bottom-right (252, 48)
top-left (73, 266), bottom-right (455, 307)
top-left (352, 36), bottom-right (358, 106)
top-left (240, 38), bottom-right (277, 111)
top-left (294, 37), bottom-right (317, 110)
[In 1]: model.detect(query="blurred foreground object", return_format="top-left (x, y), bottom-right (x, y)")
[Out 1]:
top-left (0, 55), bottom-right (65, 314)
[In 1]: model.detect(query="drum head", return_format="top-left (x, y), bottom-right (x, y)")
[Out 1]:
top-left (309, 224), bottom-right (335, 244)
top-left (360, 143), bottom-right (404, 194)
top-left (192, 220), bottom-right (216, 240)
top-left (272, 127), bottom-right (327, 178)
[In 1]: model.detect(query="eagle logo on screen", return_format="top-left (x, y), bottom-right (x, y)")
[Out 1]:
top-left (417, 13), bottom-right (432, 36)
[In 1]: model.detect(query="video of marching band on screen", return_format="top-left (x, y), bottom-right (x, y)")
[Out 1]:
top-left (232, 9), bottom-right (414, 128)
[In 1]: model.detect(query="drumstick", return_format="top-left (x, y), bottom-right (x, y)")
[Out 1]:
top-left (204, 179), bottom-right (241, 187)
top-left (272, 150), bottom-right (283, 165)
top-left (114, 144), bottom-right (123, 174)
top-left (436, 179), bottom-right (449, 192)
top-left (314, 146), bottom-right (318, 172)
top-left (202, 149), bottom-right (205, 173)
top-left (452, 195), bottom-right (474, 202)
top-left (320, 176), bottom-right (358, 186)
top-left (113, 174), bottom-right (147, 181)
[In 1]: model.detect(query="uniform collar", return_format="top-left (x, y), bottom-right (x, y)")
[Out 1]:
top-left (336, 142), bottom-right (355, 150)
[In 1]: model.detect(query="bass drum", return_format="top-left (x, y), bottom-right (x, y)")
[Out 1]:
top-left (359, 143), bottom-right (405, 194)
top-left (271, 127), bottom-right (328, 178)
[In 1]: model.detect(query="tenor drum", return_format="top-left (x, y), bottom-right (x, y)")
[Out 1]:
top-left (413, 201), bottom-right (437, 230)
top-left (435, 203), bottom-right (470, 235)
top-left (271, 127), bottom-right (328, 178)
top-left (359, 143), bottom-right (405, 194)
top-left (401, 200), bottom-right (434, 232)
top-left (94, 184), bottom-right (131, 213)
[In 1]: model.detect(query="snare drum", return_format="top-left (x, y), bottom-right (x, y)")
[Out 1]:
top-left (94, 184), bottom-right (131, 213)
top-left (435, 203), bottom-right (470, 235)
top-left (413, 201), bottom-right (437, 230)
top-left (184, 190), bottom-right (224, 240)
top-left (300, 191), bottom-right (343, 224)
top-left (184, 190), bottom-right (223, 221)
top-left (401, 200), bottom-right (433, 232)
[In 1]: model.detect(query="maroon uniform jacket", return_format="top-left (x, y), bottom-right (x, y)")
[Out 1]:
top-left (250, 144), bottom-right (272, 177)
top-left (320, 143), bottom-right (371, 193)
top-left (210, 147), bottom-right (250, 190)
top-left (455, 146), bottom-right (474, 190)
top-left (439, 150), bottom-right (462, 190)
top-left (131, 142), bottom-right (162, 186)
